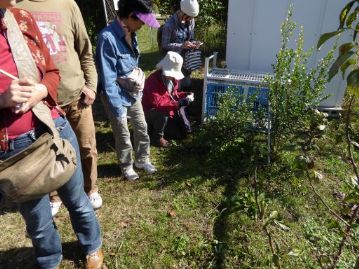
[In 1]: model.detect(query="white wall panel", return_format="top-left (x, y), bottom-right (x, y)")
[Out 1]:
top-left (226, 0), bottom-right (351, 108)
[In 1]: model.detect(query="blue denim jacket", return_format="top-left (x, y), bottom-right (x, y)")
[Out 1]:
top-left (96, 20), bottom-right (140, 118)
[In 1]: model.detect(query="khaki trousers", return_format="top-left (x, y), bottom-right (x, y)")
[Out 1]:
top-left (101, 95), bottom-right (150, 170)
top-left (63, 100), bottom-right (98, 194)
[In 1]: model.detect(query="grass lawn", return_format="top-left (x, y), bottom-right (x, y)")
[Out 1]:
top-left (0, 26), bottom-right (358, 269)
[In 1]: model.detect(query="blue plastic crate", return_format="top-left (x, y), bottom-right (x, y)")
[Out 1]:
top-left (205, 83), bottom-right (244, 116)
top-left (247, 86), bottom-right (269, 110)
top-left (205, 83), bottom-right (269, 116)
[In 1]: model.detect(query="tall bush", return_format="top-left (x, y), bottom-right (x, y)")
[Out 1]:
top-left (195, 7), bottom-right (333, 172)
top-left (267, 8), bottom-right (334, 156)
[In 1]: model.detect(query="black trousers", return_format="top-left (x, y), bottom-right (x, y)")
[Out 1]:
top-left (145, 109), bottom-right (190, 141)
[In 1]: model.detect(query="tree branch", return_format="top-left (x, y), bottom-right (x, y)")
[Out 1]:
top-left (328, 205), bottom-right (359, 269)
top-left (306, 169), bottom-right (350, 227)
top-left (345, 95), bottom-right (359, 184)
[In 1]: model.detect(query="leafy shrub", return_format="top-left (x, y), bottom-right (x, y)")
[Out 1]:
top-left (154, 0), bottom-right (227, 25)
top-left (75, 0), bottom-right (106, 46)
top-left (266, 8), bottom-right (333, 157)
top-left (193, 88), bottom-right (269, 176)
top-left (193, 7), bottom-right (333, 175)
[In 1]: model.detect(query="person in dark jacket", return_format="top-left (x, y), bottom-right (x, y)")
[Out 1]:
top-left (142, 51), bottom-right (194, 147)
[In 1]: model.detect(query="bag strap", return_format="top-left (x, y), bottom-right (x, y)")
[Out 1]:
top-left (2, 9), bottom-right (59, 138)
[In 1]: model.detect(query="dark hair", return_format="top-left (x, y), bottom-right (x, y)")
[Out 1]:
top-left (117, 0), bottom-right (153, 19)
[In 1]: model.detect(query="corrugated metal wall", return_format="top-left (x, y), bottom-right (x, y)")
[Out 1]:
top-left (226, 0), bottom-right (350, 108)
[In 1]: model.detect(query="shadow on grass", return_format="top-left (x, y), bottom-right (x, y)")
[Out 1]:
top-left (92, 97), bottom-right (108, 123)
top-left (152, 136), bottom-right (255, 268)
top-left (95, 131), bottom-right (115, 154)
top-left (0, 198), bottom-right (17, 215)
top-left (212, 177), bottom-right (242, 268)
top-left (98, 163), bottom-right (121, 178)
top-left (0, 246), bottom-right (36, 269)
top-left (0, 241), bottom-right (84, 269)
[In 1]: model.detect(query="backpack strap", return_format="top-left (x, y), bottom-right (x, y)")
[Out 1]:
top-left (2, 9), bottom-right (59, 138)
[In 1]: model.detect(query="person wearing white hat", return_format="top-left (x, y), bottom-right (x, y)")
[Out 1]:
top-left (142, 52), bottom-right (194, 147)
top-left (160, 0), bottom-right (202, 88)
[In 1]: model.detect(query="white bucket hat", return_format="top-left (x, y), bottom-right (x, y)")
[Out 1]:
top-left (180, 0), bottom-right (199, 17)
top-left (156, 51), bottom-right (184, 80)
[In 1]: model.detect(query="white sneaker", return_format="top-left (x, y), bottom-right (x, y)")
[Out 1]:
top-left (50, 201), bottom-right (62, 217)
top-left (123, 167), bottom-right (139, 181)
top-left (88, 192), bottom-right (103, 210)
top-left (135, 161), bottom-right (157, 174)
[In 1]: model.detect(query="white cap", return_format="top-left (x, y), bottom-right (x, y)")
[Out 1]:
top-left (180, 0), bottom-right (199, 17)
top-left (156, 51), bottom-right (184, 80)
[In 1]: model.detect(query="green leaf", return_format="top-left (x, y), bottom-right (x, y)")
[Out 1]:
top-left (339, 43), bottom-right (355, 55)
top-left (337, 43), bottom-right (355, 79)
top-left (354, 21), bottom-right (359, 40)
top-left (344, 192), bottom-right (359, 204)
top-left (340, 58), bottom-right (356, 79)
top-left (287, 249), bottom-right (301, 257)
top-left (327, 219), bottom-right (341, 229)
top-left (339, 0), bottom-right (357, 28)
top-left (269, 210), bottom-right (278, 220)
top-left (350, 175), bottom-right (359, 186)
top-left (329, 51), bottom-right (355, 80)
top-left (347, 69), bottom-right (359, 97)
top-left (317, 30), bottom-right (344, 49)
top-left (263, 211), bottom-right (279, 227)
top-left (346, 7), bottom-right (359, 28)
top-left (274, 220), bottom-right (291, 231)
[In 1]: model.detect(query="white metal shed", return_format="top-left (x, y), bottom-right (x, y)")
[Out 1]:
top-left (225, 0), bottom-right (350, 109)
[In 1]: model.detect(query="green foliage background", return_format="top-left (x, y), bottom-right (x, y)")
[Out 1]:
top-left (154, 0), bottom-right (228, 55)
top-left (75, 0), bottom-right (106, 45)
top-left (154, 0), bottom-right (228, 24)
top-left (75, 0), bottom-right (228, 55)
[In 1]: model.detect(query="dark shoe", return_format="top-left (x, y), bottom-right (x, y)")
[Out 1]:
top-left (85, 249), bottom-right (104, 269)
top-left (157, 137), bottom-right (170, 148)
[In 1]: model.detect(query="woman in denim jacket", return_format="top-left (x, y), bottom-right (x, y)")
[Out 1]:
top-left (96, 0), bottom-right (160, 180)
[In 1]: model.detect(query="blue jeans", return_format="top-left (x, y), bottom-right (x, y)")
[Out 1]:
top-left (0, 116), bottom-right (102, 269)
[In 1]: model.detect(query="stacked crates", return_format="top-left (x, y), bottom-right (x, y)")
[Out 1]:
top-left (202, 53), bottom-right (270, 121)
top-left (202, 53), bottom-right (271, 163)
top-left (205, 83), bottom-right (270, 118)
top-left (205, 83), bottom-right (244, 117)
